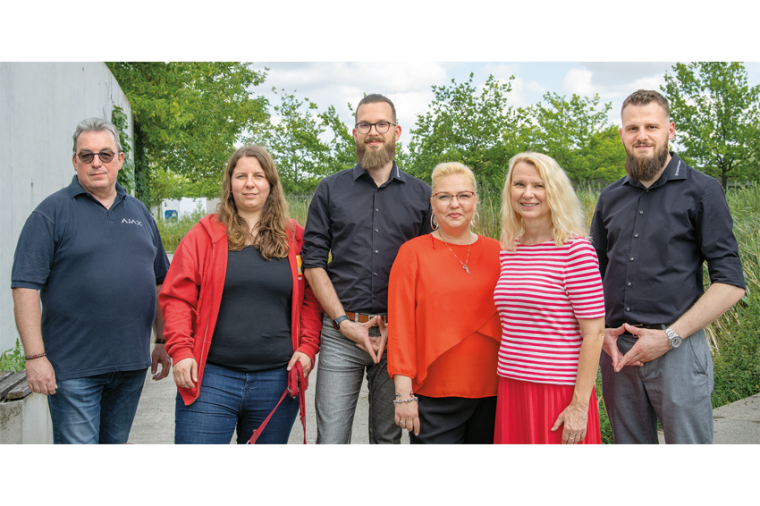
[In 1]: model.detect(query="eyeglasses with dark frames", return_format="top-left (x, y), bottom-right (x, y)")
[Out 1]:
top-left (355, 121), bottom-right (396, 134)
top-left (76, 150), bottom-right (116, 164)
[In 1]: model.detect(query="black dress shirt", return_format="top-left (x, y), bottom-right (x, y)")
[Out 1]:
top-left (589, 153), bottom-right (745, 328)
top-left (301, 161), bottom-right (433, 313)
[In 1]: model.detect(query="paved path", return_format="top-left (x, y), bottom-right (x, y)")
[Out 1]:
top-left (130, 348), bottom-right (756, 444)
top-left (128, 345), bottom-right (410, 444)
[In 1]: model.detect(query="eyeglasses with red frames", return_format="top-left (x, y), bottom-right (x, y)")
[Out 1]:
top-left (76, 150), bottom-right (116, 164)
top-left (433, 191), bottom-right (476, 204)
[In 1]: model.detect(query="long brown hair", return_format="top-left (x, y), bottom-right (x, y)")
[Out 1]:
top-left (217, 145), bottom-right (290, 259)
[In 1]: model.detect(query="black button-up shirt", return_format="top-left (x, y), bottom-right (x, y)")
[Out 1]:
top-left (589, 153), bottom-right (745, 328)
top-left (301, 162), bottom-right (433, 313)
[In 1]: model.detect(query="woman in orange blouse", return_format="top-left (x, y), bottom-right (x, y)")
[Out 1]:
top-left (386, 162), bottom-right (502, 443)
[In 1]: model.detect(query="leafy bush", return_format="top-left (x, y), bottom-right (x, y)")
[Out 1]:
top-left (0, 339), bottom-right (26, 372)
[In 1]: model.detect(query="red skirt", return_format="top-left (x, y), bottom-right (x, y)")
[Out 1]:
top-left (494, 376), bottom-right (601, 444)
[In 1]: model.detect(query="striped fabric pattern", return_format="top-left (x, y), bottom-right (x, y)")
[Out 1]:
top-left (493, 237), bottom-right (605, 386)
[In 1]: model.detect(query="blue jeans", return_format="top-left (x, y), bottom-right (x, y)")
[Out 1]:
top-left (175, 363), bottom-right (299, 444)
top-left (47, 368), bottom-right (147, 444)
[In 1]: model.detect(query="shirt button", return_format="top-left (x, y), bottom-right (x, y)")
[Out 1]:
top-left (626, 307), bottom-right (631, 311)
top-left (639, 210), bottom-right (644, 214)
top-left (374, 250), bottom-right (379, 254)
top-left (630, 257), bottom-right (634, 261)
top-left (375, 228), bottom-right (379, 232)
top-left (375, 208), bottom-right (379, 212)
top-left (373, 272), bottom-right (378, 276)
top-left (627, 282), bottom-right (632, 286)
top-left (634, 233), bottom-right (639, 238)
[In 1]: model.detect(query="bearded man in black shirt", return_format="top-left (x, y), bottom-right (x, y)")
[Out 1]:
top-left (590, 90), bottom-right (745, 444)
top-left (301, 94), bottom-right (432, 444)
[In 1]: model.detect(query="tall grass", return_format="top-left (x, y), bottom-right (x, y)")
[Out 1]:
top-left (156, 207), bottom-right (207, 253)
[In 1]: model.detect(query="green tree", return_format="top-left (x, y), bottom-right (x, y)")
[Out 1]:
top-left (106, 62), bottom-right (270, 206)
top-left (319, 104), bottom-right (357, 175)
top-left (662, 62), bottom-right (760, 189)
top-left (526, 92), bottom-right (626, 183)
top-left (407, 73), bottom-right (530, 188)
top-left (249, 89), bottom-right (332, 194)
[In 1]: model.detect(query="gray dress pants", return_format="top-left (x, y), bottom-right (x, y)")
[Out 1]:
top-left (314, 315), bottom-right (402, 444)
top-left (600, 328), bottom-right (714, 444)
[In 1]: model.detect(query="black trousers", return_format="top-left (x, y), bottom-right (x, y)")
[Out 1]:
top-left (410, 395), bottom-right (497, 444)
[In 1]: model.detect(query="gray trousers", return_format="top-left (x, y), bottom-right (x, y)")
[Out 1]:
top-left (314, 315), bottom-right (402, 444)
top-left (600, 328), bottom-right (714, 444)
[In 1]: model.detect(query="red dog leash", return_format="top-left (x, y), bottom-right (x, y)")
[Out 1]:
top-left (248, 361), bottom-right (308, 444)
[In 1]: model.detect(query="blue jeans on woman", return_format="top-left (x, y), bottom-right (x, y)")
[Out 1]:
top-left (175, 362), bottom-right (299, 444)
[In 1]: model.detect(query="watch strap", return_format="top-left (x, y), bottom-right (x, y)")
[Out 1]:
top-left (332, 314), bottom-right (350, 330)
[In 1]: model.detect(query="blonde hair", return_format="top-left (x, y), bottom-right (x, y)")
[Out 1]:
top-left (500, 152), bottom-right (586, 251)
top-left (217, 146), bottom-right (290, 259)
top-left (431, 162), bottom-right (477, 195)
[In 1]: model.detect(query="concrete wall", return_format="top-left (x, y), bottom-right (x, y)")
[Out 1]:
top-left (161, 197), bottom-right (208, 219)
top-left (0, 62), bottom-right (133, 353)
top-left (0, 393), bottom-right (53, 443)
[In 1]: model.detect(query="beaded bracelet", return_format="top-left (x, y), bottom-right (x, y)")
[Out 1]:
top-left (25, 352), bottom-right (47, 360)
top-left (154, 339), bottom-right (167, 344)
top-left (393, 396), bottom-right (418, 405)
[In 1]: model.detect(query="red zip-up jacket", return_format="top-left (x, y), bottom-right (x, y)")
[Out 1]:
top-left (159, 214), bottom-right (323, 406)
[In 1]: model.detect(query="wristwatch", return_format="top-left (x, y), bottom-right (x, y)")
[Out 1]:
top-left (665, 327), bottom-right (682, 348)
top-left (332, 315), bottom-right (350, 331)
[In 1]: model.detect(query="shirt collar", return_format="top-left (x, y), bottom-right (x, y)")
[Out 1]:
top-left (67, 175), bottom-right (127, 199)
top-left (352, 161), bottom-right (406, 186)
top-left (622, 152), bottom-right (687, 189)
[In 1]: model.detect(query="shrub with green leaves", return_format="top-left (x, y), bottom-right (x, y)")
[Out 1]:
top-left (0, 339), bottom-right (26, 373)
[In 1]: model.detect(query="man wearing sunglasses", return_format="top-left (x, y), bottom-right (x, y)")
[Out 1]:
top-left (11, 117), bottom-right (171, 444)
top-left (302, 94), bottom-right (433, 444)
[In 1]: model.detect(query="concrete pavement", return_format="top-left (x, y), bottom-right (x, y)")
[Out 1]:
top-left (128, 345), bottom-right (410, 444)
top-left (129, 347), bottom-right (756, 444)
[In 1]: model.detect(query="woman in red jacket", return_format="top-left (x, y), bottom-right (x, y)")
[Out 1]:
top-left (160, 145), bottom-right (323, 444)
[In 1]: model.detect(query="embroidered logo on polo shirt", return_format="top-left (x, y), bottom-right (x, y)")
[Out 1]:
top-left (122, 218), bottom-right (143, 226)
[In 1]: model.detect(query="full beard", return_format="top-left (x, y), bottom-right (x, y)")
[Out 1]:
top-left (625, 142), bottom-right (669, 183)
top-left (356, 135), bottom-right (396, 170)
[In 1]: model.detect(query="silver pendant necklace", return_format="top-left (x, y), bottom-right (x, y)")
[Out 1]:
top-left (438, 232), bottom-right (472, 274)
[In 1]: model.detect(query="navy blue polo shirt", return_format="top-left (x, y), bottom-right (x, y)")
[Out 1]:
top-left (11, 176), bottom-right (170, 381)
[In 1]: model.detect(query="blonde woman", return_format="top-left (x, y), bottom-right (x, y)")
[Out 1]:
top-left (493, 152), bottom-right (605, 444)
top-left (388, 162), bottom-right (502, 443)
top-left (160, 146), bottom-right (322, 444)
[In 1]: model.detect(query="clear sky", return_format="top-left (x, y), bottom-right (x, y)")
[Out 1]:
top-left (247, 62), bottom-right (760, 135)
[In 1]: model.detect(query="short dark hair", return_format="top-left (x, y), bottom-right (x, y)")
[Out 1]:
top-left (621, 90), bottom-right (670, 119)
top-left (355, 94), bottom-right (397, 124)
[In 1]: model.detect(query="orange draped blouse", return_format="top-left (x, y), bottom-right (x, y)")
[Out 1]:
top-left (387, 234), bottom-right (502, 398)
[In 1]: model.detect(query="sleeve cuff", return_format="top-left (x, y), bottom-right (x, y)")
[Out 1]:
top-left (11, 281), bottom-right (44, 290)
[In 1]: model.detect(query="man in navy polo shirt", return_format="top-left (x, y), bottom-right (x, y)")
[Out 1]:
top-left (11, 118), bottom-right (172, 444)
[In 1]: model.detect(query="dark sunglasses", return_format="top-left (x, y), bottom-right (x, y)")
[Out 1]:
top-left (77, 150), bottom-right (116, 163)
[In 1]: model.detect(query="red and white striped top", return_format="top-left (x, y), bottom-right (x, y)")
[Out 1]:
top-left (493, 237), bottom-right (605, 386)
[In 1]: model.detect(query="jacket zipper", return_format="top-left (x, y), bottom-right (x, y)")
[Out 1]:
top-left (198, 242), bottom-right (215, 390)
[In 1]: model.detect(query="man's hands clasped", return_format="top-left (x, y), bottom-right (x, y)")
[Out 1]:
top-left (602, 323), bottom-right (671, 372)
top-left (338, 315), bottom-right (387, 364)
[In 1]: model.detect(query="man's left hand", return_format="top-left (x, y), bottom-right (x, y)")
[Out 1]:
top-left (151, 343), bottom-right (172, 380)
top-left (615, 324), bottom-right (671, 371)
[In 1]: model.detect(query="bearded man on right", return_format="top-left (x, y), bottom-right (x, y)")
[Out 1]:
top-left (589, 89), bottom-right (745, 444)
top-left (301, 94), bottom-right (433, 444)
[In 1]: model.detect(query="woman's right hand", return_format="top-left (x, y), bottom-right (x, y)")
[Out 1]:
top-left (173, 358), bottom-right (198, 389)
